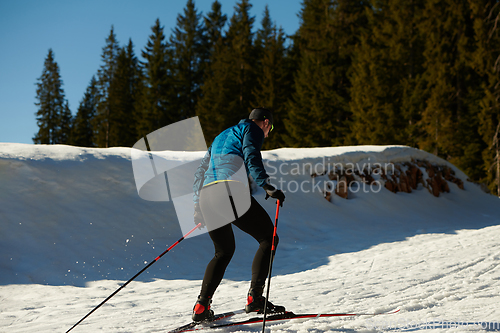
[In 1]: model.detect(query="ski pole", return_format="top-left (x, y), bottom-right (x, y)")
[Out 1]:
top-left (262, 200), bottom-right (280, 333)
top-left (66, 223), bottom-right (201, 333)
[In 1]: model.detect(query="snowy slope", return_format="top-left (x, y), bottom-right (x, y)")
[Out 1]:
top-left (1, 143), bottom-right (500, 333)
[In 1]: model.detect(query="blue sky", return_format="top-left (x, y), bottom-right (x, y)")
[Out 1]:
top-left (0, 0), bottom-right (302, 145)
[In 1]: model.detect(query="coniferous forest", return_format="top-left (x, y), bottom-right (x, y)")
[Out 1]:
top-left (33, 0), bottom-right (500, 194)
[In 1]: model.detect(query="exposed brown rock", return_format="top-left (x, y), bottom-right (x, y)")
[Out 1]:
top-left (311, 159), bottom-right (465, 203)
top-left (385, 177), bottom-right (398, 193)
top-left (406, 163), bottom-right (424, 190)
top-left (335, 175), bottom-right (349, 199)
top-left (398, 172), bottom-right (412, 193)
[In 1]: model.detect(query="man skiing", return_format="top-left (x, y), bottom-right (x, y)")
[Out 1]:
top-left (191, 108), bottom-right (286, 322)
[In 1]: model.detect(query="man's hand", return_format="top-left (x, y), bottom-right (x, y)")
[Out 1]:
top-left (194, 202), bottom-right (205, 230)
top-left (263, 184), bottom-right (285, 206)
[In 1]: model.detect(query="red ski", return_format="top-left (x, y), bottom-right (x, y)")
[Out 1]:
top-left (168, 308), bottom-right (400, 332)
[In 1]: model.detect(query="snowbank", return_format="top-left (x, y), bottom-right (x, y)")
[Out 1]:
top-left (1, 143), bottom-right (498, 286)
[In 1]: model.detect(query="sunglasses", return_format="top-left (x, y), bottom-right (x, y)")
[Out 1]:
top-left (265, 119), bottom-right (273, 132)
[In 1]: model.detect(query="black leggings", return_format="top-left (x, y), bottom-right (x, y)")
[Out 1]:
top-left (199, 196), bottom-right (278, 298)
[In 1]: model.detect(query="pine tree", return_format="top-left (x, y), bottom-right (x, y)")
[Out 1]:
top-left (107, 40), bottom-right (141, 147)
top-left (34, 49), bottom-right (72, 144)
top-left (71, 76), bottom-right (99, 147)
top-left (170, 0), bottom-right (206, 119)
top-left (350, 0), bottom-right (426, 146)
top-left (285, 0), bottom-right (368, 147)
top-left (60, 100), bottom-right (73, 144)
top-left (252, 6), bottom-right (291, 149)
top-left (197, 0), bottom-right (256, 142)
top-left (137, 19), bottom-right (174, 138)
top-left (203, 0), bottom-right (227, 54)
top-left (196, 1), bottom-right (228, 141)
top-left (418, 0), bottom-right (483, 180)
top-left (470, 0), bottom-right (500, 194)
top-left (253, 5), bottom-right (273, 55)
top-left (94, 26), bottom-right (120, 147)
top-left (226, 0), bottom-right (257, 116)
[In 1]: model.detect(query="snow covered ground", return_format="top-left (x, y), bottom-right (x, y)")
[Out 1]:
top-left (1, 143), bottom-right (500, 332)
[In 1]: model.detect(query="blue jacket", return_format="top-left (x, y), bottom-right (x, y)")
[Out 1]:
top-left (193, 119), bottom-right (269, 203)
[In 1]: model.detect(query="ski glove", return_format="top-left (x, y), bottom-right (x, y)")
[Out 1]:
top-left (263, 183), bottom-right (285, 207)
top-left (194, 202), bottom-right (205, 230)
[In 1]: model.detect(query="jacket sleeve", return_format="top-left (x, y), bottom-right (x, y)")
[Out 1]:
top-left (242, 124), bottom-right (269, 187)
top-left (193, 147), bottom-right (211, 204)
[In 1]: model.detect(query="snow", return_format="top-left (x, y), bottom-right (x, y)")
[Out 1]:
top-left (1, 143), bottom-right (500, 332)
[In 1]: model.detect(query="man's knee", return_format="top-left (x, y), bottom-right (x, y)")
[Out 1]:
top-left (261, 234), bottom-right (278, 251)
top-left (215, 244), bottom-right (235, 262)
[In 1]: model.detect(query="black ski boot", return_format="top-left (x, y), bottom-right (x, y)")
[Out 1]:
top-left (192, 295), bottom-right (215, 322)
top-left (245, 286), bottom-right (285, 314)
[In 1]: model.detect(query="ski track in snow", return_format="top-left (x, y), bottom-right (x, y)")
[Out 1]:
top-left (1, 143), bottom-right (500, 332)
